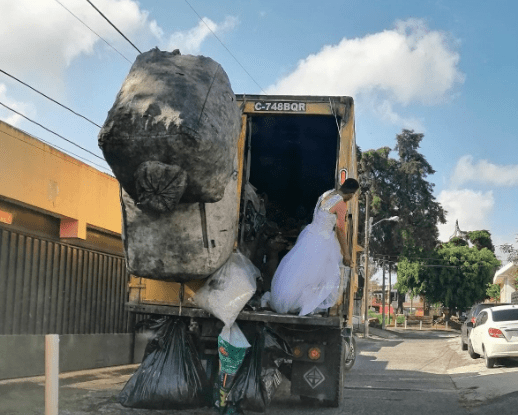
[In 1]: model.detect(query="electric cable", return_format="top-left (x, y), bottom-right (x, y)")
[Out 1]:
top-left (183, 0), bottom-right (266, 94)
top-left (53, 0), bottom-right (132, 64)
top-left (0, 68), bottom-right (102, 128)
top-left (85, 0), bottom-right (142, 54)
top-left (0, 101), bottom-right (105, 161)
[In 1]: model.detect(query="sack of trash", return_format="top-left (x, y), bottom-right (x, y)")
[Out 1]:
top-left (227, 325), bottom-right (292, 412)
top-left (98, 48), bottom-right (241, 281)
top-left (119, 177), bottom-right (238, 281)
top-left (119, 317), bottom-right (208, 409)
top-left (214, 323), bottom-right (251, 414)
top-left (99, 48), bottom-right (241, 207)
top-left (193, 251), bottom-right (258, 326)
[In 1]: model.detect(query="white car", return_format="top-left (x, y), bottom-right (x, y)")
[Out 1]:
top-left (468, 304), bottom-right (518, 368)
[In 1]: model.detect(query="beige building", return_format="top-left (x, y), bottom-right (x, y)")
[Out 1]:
top-left (493, 262), bottom-right (517, 303)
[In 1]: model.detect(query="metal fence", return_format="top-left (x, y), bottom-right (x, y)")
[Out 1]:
top-left (0, 227), bottom-right (134, 335)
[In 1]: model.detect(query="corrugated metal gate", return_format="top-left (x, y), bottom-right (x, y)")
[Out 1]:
top-left (0, 227), bottom-right (133, 335)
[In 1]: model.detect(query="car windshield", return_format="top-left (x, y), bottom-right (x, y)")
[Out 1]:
top-left (492, 309), bottom-right (518, 322)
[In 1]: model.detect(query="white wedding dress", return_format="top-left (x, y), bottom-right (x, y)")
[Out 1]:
top-left (270, 191), bottom-right (343, 316)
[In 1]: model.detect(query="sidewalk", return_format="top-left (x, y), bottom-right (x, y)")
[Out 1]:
top-left (0, 365), bottom-right (133, 415)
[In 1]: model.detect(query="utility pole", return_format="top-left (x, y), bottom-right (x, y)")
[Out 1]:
top-left (381, 257), bottom-right (386, 329)
top-left (388, 262), bottom-right (392, 325)
top-left (363, 192), bottom-right (370, 338)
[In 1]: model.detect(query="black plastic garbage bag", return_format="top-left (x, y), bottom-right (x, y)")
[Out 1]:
top-left (228, 325), bottom-right (292, 412)
top-left (263, 325), bottom-right (292, 364)
top-left (119, 317), bottom-right (208, 409)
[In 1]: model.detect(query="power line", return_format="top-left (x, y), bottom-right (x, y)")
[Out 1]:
top-left (183, 0), bottom-right (266, 94)
top-left (85, 0), bottom-right (142, 54)
top-left (0, 101), bottom-right (105, 161)
top-left (0, 68), bottom-right (102, 129)
top-left (1, 127), bottom-right (112, 174)
top-left (53, 0), bottom-right (132, 64)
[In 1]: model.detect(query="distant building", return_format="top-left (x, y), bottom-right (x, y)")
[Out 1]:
top-left (493, 262), bottom-right (517, 303)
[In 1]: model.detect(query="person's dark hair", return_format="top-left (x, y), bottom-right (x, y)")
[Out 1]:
top-left (339, 178), bottom-right (359, 194)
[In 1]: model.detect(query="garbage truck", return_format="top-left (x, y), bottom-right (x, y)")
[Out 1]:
top-left (125, 94), bottom-right (362, 407)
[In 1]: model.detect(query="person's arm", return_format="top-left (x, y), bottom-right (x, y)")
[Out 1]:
top-left (329, 200), bottom-right (351, 265)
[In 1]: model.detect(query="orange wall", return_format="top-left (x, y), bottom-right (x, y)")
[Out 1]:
top-left (0, 121), bottom-right (121, 239)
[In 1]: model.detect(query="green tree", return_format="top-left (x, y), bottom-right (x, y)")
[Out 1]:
top-left (396, 239), bottom-right (500, 313)
top-left (358, 129), bottom-right (446, 258)
top-left (357, 130), bottom-right (446, 311)
top-left (468, 230), bottom-right (495, 252)
top-left (501, 234), bottom-right (518, 264)
top-left (486, 283), bottom-right (501, 302)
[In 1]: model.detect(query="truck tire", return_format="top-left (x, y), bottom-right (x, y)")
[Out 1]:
top-left (344, 336), bottom-right (357, 371)
top-left (468, 340), bottom-right (480, 359)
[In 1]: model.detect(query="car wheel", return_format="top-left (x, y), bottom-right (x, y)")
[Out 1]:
top-left (460, 337), bottom-right (468, 351)
top-left (468, 340), bottom-right (479, 359)
top-left (483, 347), bottom-right (496, 368)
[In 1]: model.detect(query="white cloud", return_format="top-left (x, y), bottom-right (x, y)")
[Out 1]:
top-left (0, 0), bottom-right (160, 85)
top-left (437, 189), bottom-right (494, 242)
top-left (266, 18), bottom-right (464, 127)
top-left (373, 100), bottom-right (425, 132)
top-left (0, 83), bottom-right (35, 126)
top-left (0, 0), bottom-right (239, 90)
top-left (166, 16), bottom-right (239, 54)
top-left (451, 155), bottom-right (518, 188)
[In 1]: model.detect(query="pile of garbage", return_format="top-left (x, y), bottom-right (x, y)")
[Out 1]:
top-left (119, 317), bottom-right (291, 413)
top-left (99, 48), bottom-right (241, 281)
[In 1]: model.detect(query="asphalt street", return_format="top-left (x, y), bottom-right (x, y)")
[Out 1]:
top-left (2, 329), bottom-right (518, 414)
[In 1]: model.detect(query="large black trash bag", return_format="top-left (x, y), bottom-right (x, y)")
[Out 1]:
top-left (228, 325), bottom-right (292, 412)
top-left (119, 317), bottom-right (208, 409)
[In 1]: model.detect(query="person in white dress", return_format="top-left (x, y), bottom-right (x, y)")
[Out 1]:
top-left (269, 178), bottom-right (359, 316)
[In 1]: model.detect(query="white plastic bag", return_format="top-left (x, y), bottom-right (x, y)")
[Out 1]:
top-left (219, 322), bottom-right (251, 349)
top-left (193, 251), bottom-right (258, 326)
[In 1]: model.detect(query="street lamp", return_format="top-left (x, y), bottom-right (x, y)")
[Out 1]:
top-left (363, 203), bottom-right (399, 338)
top-left (370, 216), bottom-right (399, 230)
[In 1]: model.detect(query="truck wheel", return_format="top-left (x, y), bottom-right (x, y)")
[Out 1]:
top-left (344, 336), bottom-right (356, 371)
top-left (468, 340), bottom-right (479, 359)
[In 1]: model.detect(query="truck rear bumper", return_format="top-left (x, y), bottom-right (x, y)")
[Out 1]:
top-left (127, 303), bottom-right (343, 327)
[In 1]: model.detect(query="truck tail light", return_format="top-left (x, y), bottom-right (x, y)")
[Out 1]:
top-left (308, 347), bottom-right (321, 360)
top-left (471, 317), bottom-right (476, 324)
top-left (488, 328), bottom-right (504, 338)
top-left (340, 169), bottom-right (347, 185)
top-left (293, 346), bottom-right (303, 358)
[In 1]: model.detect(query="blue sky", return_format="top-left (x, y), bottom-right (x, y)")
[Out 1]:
top-left (0, 0), bottom-right (517, 261)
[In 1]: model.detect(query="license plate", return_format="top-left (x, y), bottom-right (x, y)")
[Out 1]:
top-left (253, 101), bottom-right (307, 112)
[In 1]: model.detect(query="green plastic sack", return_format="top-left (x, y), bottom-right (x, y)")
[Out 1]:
top-left (215, 323), bottom-right (250, 413)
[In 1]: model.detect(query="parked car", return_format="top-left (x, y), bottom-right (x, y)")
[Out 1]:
top-left (467, 305), bottom-right (518, 368)
top-left (460, 303), bottom-right (510, 350)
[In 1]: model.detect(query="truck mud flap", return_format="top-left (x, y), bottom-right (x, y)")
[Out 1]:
top-left (290, 327), bottom-right (346, 404)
